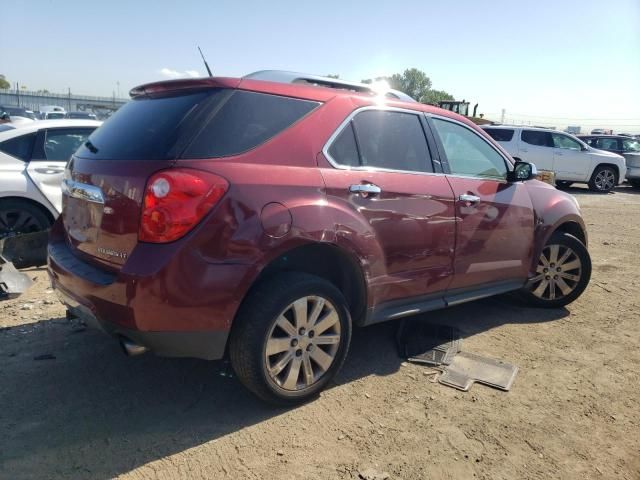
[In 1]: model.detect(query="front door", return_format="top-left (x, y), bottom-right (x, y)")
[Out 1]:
top-left (429, 116), bottom-right (535, 291)
top-left (319, 108), bottom-right (456, 306)
top-left (552, 132), bottom-right (591, 181)
top-left (27, 127), bottom-right (96, 213)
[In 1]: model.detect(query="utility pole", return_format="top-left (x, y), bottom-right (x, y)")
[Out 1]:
top-left (68, 87), bottom-right (71, 111)
top-left (500, 108), bottom-right (505, 124)
top-left (117, 81), bottom-right (120, 99)
top-left (16, 82), bottom-right (20, 107)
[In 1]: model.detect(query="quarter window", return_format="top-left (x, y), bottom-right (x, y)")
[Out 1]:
top-left (0, 132), bottom-right (37, 161)
top-left (327, 110), bottom-right (433, 173)
top-left (432, 118), bottom-right (508, 179)
top-left (552, 133), bottom-right (582, 150)
top-left (521, 130), bottom-right (552, 147)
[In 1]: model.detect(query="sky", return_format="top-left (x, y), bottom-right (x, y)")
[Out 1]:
top-left (2, 0), bottom-right (639, 131)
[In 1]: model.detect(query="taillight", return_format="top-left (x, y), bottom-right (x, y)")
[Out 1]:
top-left (139, 169), bottom-right (228, 243)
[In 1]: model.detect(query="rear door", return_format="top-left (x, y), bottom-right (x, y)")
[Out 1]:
top-left (551, 132), bottom-right (591, 181)
top-left (429, 116), bottom-right (535, 291)
top-left (319, 107), bottom-right (456, 305)
top-left (519, 129), bottom-right (554, 171)
top-left (27, 127), bottom-right (95, 213)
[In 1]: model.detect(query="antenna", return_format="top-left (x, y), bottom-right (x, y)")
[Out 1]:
top-left (197, 46), bottom-right (213, 77)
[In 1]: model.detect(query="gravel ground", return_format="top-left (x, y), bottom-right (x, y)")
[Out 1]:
top-left (1, 184), bottom-right (638, 480)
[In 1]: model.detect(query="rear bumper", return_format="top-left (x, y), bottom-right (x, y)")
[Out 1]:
top-left (56, 285), bottom-right (228, 359)
top-left (47, 222), bottom-right (254, 360)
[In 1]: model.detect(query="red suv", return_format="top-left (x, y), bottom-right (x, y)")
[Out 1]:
top-left (48, 71), bottom-right (591, 404)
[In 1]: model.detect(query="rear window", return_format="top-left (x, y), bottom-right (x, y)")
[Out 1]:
top-left (483, 128), bottom-right (514, 142)
top-left (521, 130), bottom-right (552, 147)
top-left (76, 89), bottom-right (319, 160)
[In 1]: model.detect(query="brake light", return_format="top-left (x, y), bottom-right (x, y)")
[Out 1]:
top-left (139, 169), bottom-right (228, 243)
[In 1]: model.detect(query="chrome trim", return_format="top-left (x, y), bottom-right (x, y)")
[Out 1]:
top-left (322, 106), bottom-right (437, 176)
top-left (349, 183), bottom-right (382, 195)
top-left (61, 178), bottom-right (105, 204)
top-left (458, 194), bottom-right (481, 204)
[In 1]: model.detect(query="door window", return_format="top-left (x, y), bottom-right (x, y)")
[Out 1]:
top-left (552, 133), bottom-right (582, 150)
top-left (327, 109), bottom-right (433, 173)
top-left (431, 118), bottom-right (508, 179)
top-left (483, 128), bottom-right (515, 142)
top-left (34, 128), bottom-right (95, 161)
top-left (521, 130), bottom-right (553, 147)
top-left (595, 137), bottom-right (620, 151)
top-left (0, 132), bottom-right (37, 161)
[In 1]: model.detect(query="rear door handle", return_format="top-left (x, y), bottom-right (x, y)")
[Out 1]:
top-left (458, 194), bottom-right (480, 205)
top-left (349, 183), bottom-right (382, 196)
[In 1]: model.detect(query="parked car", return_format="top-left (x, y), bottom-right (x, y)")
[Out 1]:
top-left (578, 135), bottom-right (640, 188)
top-left (66, 111), bottom-right (97, 120)
top-left (43, 111), bottom-right (66, 120)
top-left (49, 72), bottom-right (592, 404)
top-left (0, 105), bottom-right (36, 125)
top-left (482, 126), bottom-right (626, 192)
top-left (590, 128), bottom-right (612, 135)
top-left (0, 119), bottom-right (101, 238)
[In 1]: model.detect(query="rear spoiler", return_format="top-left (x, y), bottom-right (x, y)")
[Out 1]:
top-left (129, 77), bottom-right (241, 98)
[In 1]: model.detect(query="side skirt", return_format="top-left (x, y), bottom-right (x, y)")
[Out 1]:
top-left (362, 279), bottom-right (525, 327)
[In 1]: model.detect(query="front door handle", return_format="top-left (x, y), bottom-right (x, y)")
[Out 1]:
top-left (458, 194), bottom-right (481, 205)
top-left (349, 183), bottom-right (382, 196)
top-left (34, 166), bottom-right (64, 174)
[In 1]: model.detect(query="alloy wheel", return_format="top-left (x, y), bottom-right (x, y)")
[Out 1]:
top-left (264, 295), bottom-right (341, 391)
top-left (0, 209), bottom-right (43, 239)
top-left (530, 244), bottom-right (583, 301)
top-left (594, 169), bottom-right (616, 191)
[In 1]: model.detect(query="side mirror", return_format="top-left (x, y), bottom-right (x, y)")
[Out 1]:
top-left (0, 112), bottom-right (9, 121)
top-left (508, 161), bottom-right (537, 182)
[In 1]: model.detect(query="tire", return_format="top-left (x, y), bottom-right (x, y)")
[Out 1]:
top-left (229, 272), bottom-right (352, 405)
top-left (555, 181), bottom-right (573, 189)
top-left (0, 199), bottom-right (52, 240)
top-left (588, 166), bottom-right (618, 192)
top-left (519, 232), bottom-right (591, 308)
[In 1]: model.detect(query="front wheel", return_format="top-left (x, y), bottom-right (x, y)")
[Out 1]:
top-left (519, 232), bottom-right (591, 308)
top-left (555, 180), bottom-right (573, 189)
top-left (588, 166), bottom-right (617, 192)
top-left (229, 272), bottom-right (352, 405)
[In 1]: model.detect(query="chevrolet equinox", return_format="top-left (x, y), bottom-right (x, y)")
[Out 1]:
top-left (48, 71), bottom-right (592, 404)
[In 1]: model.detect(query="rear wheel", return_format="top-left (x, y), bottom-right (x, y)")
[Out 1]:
top-left (519, 232), bottom-right (591, 308)
top-left (229, 272), bottom-right (352, 405)
top-left (555, 180), bottom-right (573, 189)
top-left (588, 166), bottom-right (617, 192)
top-left (0, 199), bottom-right (52, 240)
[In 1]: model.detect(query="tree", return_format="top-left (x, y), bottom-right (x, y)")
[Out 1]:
top-left (326, 74), bottom-right (340, 79)
top-left (362, 68), bottom-right (453, 104)
top-left (0, 75), bottom-right (9, 90)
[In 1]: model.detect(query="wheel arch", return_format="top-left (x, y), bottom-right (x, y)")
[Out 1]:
top-left (593, 162), bottom-right (620, 180)
top-left (238, 242), bottom-right (368, 329)
top-left (0, 195), bottom-right (56, 225)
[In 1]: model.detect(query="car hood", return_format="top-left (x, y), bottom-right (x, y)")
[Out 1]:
top-left (588, 147), bottom-right (625, 161)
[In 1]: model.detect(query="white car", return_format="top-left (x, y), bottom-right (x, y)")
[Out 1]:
top-left (482, 126), bottom-right (627, 192)
top-left (0, 119), bottom-right (101, 238)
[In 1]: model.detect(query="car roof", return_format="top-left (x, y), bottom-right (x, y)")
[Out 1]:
top-left (481, 125), bottom-right (557, 132)
top-left (130, 73), bottom-right (473, 127)
top-left (0, 119), bottom-right (102, 141)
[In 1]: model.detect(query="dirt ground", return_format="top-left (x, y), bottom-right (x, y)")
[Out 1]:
top-left (1, 184), bottom-right (638, 480)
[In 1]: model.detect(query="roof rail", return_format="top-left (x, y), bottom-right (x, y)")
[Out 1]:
top-left (244, 70), bottom-right (416, 103)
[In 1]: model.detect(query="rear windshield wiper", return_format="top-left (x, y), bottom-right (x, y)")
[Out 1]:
top-left (84, 140), bottom-right (98, 154)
